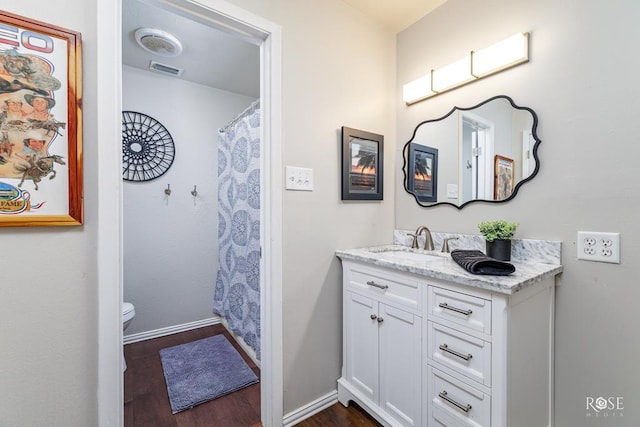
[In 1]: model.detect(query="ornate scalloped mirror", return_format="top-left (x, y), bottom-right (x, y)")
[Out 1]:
top-left (402, 95), bottom-right (540, 209)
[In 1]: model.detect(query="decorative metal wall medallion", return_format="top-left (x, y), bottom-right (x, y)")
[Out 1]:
top-left (122, 111), bottom-right (175, 181)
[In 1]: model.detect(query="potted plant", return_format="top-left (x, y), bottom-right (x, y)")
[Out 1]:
top-left (478, 220), bottom-right (519, 261)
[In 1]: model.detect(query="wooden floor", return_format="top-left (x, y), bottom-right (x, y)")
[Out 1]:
top-left (294, 402), bottom-right (381, 427)
top-left (124, 324), bottom-right (381, 427)
top-left (124, 324), bottom-right (261, 427)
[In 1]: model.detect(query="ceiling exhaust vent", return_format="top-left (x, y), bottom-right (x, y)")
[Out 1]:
top-left (135, 28), bottom-right (183, 57)
top-left (149, 61), bottom-right (183, 77)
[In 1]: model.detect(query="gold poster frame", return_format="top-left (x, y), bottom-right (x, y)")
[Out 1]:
top-left (0, 10), bottom-right (82, 226)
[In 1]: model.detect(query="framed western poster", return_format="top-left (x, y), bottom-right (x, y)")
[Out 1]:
top-left (494, 155), bottom-right (514, 201)
top-left (0, 11), bottom-right (83, 226)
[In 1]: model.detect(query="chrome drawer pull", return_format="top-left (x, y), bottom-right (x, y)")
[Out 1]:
top-left (439, 390), bottom-right (472, 413)
top-left (366, 280), bottom-right (389, 290)
top-left (439, 302), bottom-right (472, 316)
top-left (439, 344), bottom-right (473, 361)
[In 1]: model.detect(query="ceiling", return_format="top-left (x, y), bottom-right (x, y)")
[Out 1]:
top-left (122, 0), bottom-right (447, 96)
top-left (342, 0), bottom-right (448, 32)
top-left (122, 0), bottom-right (260, 97)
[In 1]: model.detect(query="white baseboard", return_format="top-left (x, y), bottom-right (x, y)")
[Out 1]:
top-left (123, 316), bottom-right (260, 368)
top-left (283, 390), bottom-right (338, 427)
top-left (217, 317), bottom-right (261, 368)
top-left (123, 316), bottom-right (222, 344)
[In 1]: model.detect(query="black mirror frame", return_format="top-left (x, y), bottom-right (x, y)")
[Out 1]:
top-left (402, 95), bottom-right (541, 209)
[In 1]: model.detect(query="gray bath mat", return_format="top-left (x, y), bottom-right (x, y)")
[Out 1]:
top-left (159, 334), bottom-right (259, 414)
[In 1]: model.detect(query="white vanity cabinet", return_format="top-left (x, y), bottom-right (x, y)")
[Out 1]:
top-left (339, 261), bottom-right (423, 427)
top-left (337, 258), bottom-right (556, 427)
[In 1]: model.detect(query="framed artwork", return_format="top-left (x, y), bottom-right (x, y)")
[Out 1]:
top-left (341, 126), bottom-right (383, 200)
top-left (122, 111), bottom-right (175, 182)
top-left (408, 143), bottom-right (438, 203)
top-left (0, 11), bottom-right (83, 226)
top-left (494, 155), bottom-right (514, 201)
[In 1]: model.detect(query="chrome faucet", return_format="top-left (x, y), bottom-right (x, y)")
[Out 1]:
top-left (441, 237), bottom-right (459, 253)
top-left (411, 225), bottom-right (434, 251)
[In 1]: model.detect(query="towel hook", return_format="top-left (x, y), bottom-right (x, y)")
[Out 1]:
top-left (190, 185), bottom-right (198, 206)
top-left (164, 184), bottom-right (171, 196)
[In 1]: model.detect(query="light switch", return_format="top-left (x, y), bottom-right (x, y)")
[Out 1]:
top-left (447, 184), bottom-right (458, 199)
top-left (285, 166), bottom-right (313, 191)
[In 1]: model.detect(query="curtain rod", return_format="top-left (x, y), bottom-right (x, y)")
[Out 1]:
top-left (219, 98), bottom-right (260, 133)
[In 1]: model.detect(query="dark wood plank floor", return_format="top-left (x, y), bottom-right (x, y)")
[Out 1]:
top-left (124, 324), bottom-right (381, 426)
top-left (124, 324), bottom-right (260, 427)
top-left (295, 402), bottom-right (381, 427)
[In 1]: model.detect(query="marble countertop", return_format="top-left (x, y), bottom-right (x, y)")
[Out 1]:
top-left (336, 245), bottom-right (563, 295)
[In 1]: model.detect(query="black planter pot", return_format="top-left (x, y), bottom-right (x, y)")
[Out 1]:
top-left (486, 239), bottom-right (512, 261)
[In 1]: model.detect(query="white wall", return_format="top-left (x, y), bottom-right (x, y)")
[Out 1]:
top-left (223, 0), bottom-right (397, 413)
top-left (397, 0), bottom-right (640, 425)
top-left (122, 66), bottom-right (256, 335)
top-left (10, 0), bottom-right (638, 424)
top-left (0, 1), bottom-right (395, 423)
top-left (0, 2), bottom-right (99, 426)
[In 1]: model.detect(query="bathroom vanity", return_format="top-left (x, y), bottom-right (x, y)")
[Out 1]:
top-left (336, 240), bottom-right (562, 427)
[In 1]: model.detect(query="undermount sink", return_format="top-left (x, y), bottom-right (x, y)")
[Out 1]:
top-left (370, 248), bottom-right (442, 263)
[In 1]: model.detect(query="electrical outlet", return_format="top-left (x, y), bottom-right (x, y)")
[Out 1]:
top-left (577, 231), bottom-right (620, 264)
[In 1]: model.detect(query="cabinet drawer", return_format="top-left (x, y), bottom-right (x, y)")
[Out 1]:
top-left (427, 321), bottom-right (491, 387)
top-left (428, 286), bottom-right (491, 335)
top-left (427, 366), bottom-right (490, 427)
top-left (348, 264), bottom-right (420, 309)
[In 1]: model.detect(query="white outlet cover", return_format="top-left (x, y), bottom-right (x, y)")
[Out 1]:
top-left (577, 231), bottom-right (620, 264)
top-left (447, 184), bottom-right (458, 199)
top-left (285, 166), bottom-right (313, 191)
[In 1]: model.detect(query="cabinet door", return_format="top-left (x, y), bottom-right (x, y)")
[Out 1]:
top-left (345, 292), bottom-right (379, 403)
top-left (379, 304), bottom-right (422, 427)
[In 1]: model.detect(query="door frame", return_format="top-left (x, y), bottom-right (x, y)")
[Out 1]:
top-left (96, 0), bottom-right (283, 425)
top-left (459, 112), bottom-right (495, 203)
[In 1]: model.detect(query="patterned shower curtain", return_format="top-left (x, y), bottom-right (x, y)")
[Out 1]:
top-left (213, 100), bottom-right (261, 360)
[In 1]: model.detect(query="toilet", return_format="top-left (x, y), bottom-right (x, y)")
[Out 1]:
top-left (122, 302), bottom-right (136, 371)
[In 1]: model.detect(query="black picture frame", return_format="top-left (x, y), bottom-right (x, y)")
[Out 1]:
top-left (341, 127), bottom-right (383, 200)
top-left (408, 143), bottom-right (438, 203)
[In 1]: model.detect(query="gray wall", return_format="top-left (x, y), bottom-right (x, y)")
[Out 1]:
top-left (223, 0), bottom-right (397, 413)
top-left (0, 0), bottom-right (396, 423)
top-left (0, 1), bottom-right (99, 426)
top-left (122, 66), bottom-right (256, 335)
top-left (396, 0), bottom-right (638, 425)
top-left (15, 0), bottom-right (632, 425)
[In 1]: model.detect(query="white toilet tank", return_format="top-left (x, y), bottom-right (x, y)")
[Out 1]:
top-left (122, 302), bottom-right (135, 330)
top-left (122, 302), bottom-right (135, 372)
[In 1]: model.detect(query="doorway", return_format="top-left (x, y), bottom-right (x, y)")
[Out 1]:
top-left (97, 0), bottom-right (282, 425)
top-left (121, 0), bottom-right (261, 356)
top-left (459, 112), bottom-right (494, 204)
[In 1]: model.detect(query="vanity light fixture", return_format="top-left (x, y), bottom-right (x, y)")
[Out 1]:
top-left (403, 32), bottom-right (529, 105)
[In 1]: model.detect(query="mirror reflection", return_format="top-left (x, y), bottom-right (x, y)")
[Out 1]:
top-left (403, 95), bottom-right (540, 208)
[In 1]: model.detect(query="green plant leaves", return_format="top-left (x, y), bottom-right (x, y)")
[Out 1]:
top-left (477, 220), bottom-right (518, 242)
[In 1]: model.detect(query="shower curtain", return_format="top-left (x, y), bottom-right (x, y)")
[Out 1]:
top-left (213, 100), bottom-right (261, 360)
